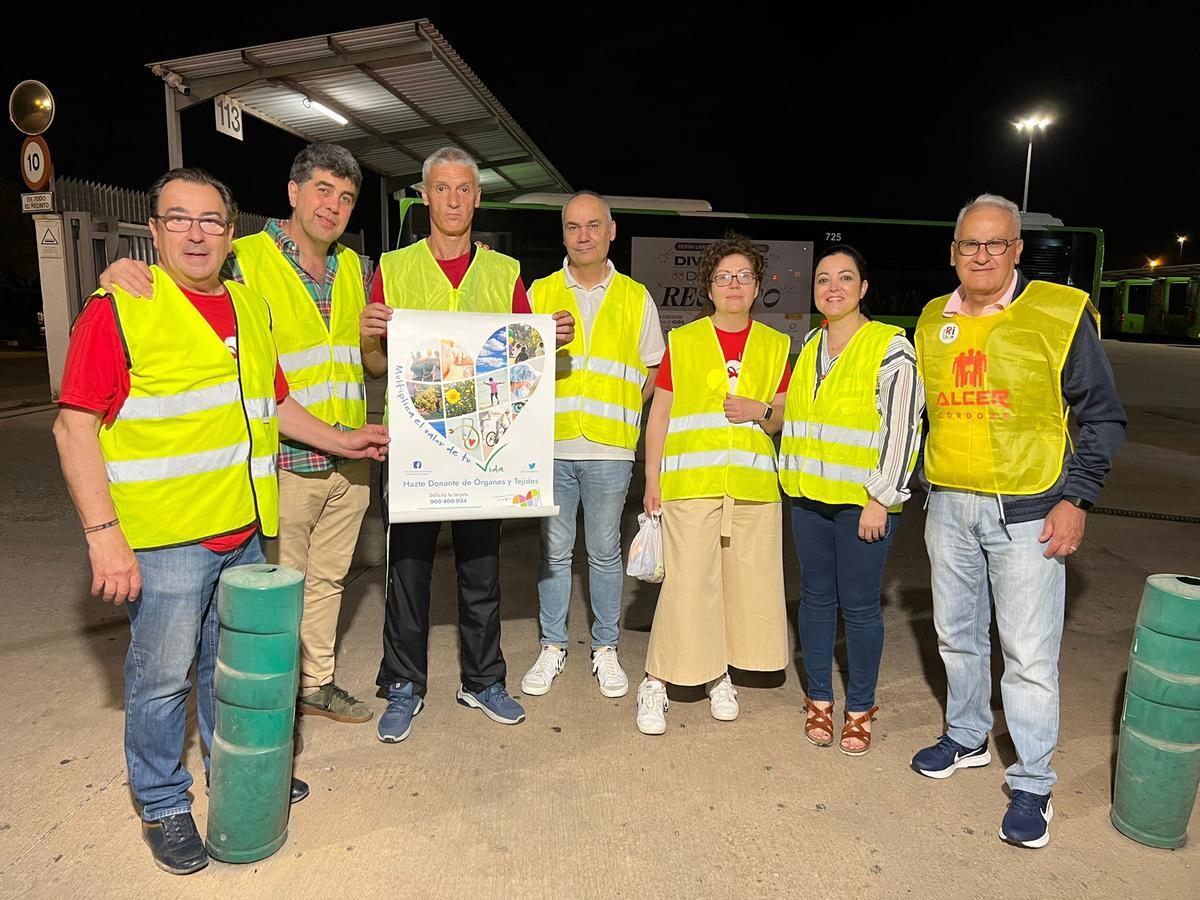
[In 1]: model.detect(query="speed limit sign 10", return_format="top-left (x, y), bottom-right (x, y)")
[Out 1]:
top-left (21, 135), bottom-right (51, 191)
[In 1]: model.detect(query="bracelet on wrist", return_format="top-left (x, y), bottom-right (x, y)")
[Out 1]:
top-left (83, 518), bottom-right (120, 534)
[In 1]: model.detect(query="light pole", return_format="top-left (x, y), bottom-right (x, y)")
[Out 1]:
top-left (1014, 116), bottom-right (1051, 212)
top-left (1177, 235), bottom-right (1188, 263)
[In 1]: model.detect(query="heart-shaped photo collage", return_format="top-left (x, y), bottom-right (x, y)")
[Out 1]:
top-left (405, 322), bottom-right (546, 466)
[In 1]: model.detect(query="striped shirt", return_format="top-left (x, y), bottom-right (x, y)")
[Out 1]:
top-left (223, 219), bottom-right (375, 474)
top-left (805, 327), bottom-right (925, 507)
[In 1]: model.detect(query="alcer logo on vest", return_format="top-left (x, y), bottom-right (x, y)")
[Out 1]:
top-left (937, 349), bottom-right (1012, 420)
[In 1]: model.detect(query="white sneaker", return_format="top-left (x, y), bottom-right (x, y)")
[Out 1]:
top-left (707, 673), bottom-right (739, 721)
top-left (636, 678), bottom-right (668, 735)
top-left (591, 647), bottom-right (629, 698)
top-left (520, 645), bottom-right (566, 696)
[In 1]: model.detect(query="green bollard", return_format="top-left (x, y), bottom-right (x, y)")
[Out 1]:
top-left (206, 564), bottom-right (304, 863)
top-left (1111, 574), bottom-right (1200, 849)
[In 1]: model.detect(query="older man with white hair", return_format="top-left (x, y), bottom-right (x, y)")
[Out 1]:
top-left (910, 194), bottom-right (1125, 849)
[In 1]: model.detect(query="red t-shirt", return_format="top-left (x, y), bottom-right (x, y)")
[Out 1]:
top-left (59, 286), bottom-right (289, 553)
top-left (655, 322), bottom-right (792, 394)
top-left (368, 250), bottom-right (530, 311)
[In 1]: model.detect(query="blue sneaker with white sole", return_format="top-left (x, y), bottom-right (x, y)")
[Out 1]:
top-left (378, 681), bottom-right (423, 743)
top-left (456, 682), bottom-right (526, 725)
top-left (999, 790), bottom-right (1053, 848)
top-left (911, 734), bottom-right (991, 778)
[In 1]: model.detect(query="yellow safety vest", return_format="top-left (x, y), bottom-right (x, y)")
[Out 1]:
top-left (378, 240), bottom-right (517, 313)
top-left (660, 318), bottom-right (789, 502)
top-left (233, 231), bottom-right (366, 428)
top-left (915, 280), bottom-right (1098, 495)
top-left (98, 267), bottom-right (279, 550)
top-left (779, 321), bottom-right (914, 511)
top-left (530, 268), bottom-right (648, 449)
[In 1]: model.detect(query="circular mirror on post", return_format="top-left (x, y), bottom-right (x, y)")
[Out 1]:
top-left (9, 80), bottom-right (55, 136)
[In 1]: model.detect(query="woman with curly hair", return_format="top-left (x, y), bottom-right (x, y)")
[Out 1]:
top-left (636, 233), bottom-right (792, 734)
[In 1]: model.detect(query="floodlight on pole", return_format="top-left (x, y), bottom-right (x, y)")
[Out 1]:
top-left (1013, 116), bottom-right (1052, 212)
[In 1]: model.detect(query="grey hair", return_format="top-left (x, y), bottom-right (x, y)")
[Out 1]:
top-left (290, 143), bottom-right (362, 192)
top-left (955, 193), bottom-right (1022, 237)
top-left (421, 147), bottom-right (480, 188)
top-left (148, 167), bottom-right (236, 222)
top-left (561, 190), bottom-right (612, 227)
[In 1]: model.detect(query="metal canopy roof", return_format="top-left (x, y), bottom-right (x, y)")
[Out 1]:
top-left (146, 20), bottom-right (571, 200)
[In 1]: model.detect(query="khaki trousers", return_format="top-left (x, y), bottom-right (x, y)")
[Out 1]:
top-left (270, 459), bottom-right (371, 693)
top-left (645, 496), bottom-right (788, 686)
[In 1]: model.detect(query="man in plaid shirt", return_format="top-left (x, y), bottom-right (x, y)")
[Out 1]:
top-left (100, 144), bottom-right (378, 729)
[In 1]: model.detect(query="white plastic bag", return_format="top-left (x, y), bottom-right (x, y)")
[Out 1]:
top-left (626, 512), bottom-right (665, 583)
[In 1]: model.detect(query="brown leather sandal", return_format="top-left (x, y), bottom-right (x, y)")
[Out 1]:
top-left (840, 706), bottom-right (880, 756)
top-left (803, 697), bottom-right (835, 747)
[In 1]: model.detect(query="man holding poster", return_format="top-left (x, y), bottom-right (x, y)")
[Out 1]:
top-left (361, 147), bottom-right (573, 741)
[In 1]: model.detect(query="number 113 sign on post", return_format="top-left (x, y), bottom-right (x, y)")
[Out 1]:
top-left (386, 309), bottom-right (558, 523)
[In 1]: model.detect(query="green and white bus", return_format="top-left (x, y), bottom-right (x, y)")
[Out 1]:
top-left (395, 197), bottom-right (1104, 343)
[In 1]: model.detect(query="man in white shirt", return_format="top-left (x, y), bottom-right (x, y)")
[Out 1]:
top-left (522, 191), bottom-right (664, 698)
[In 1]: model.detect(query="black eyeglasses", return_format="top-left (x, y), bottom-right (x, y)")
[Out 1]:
top-left (153, 215), bottom-right (231, 236)
top-left (712, 270), bottom-right (756, 286)
top-left (952, 238), bottom-right (1019, 257)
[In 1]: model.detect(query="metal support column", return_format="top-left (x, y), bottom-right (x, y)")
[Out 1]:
top-left (165, 83), bottom-right (183, 168)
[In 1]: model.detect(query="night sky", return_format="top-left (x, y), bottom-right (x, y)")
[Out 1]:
top-left (3, 5), bottom-right (1197, 269)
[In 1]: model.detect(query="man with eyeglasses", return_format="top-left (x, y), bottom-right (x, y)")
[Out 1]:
top-left (101, 144), bottom-right (379, 731)
top-left (519, 191), bottom-right (664, 700)
top-left (910, 193), bottom-right (1125, 848)
top-left (54, 168), bottom-right (389, 875)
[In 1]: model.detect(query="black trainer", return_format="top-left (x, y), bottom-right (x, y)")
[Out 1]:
top-left (141, 811), bottom-right (208, 875)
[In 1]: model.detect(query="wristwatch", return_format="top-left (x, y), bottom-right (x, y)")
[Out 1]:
top-left (1062, 495), bottom-right (1093, 511)
top-left (761, 403), bottom-right (773, 422)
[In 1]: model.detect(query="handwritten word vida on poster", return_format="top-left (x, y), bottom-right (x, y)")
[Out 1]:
top-left (387, 310), bottom-right (559, 523)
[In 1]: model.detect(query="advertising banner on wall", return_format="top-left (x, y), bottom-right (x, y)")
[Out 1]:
top-left (630, 237), bottom-right (814, 350)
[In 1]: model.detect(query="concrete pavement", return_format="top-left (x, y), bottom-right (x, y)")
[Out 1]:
top-left (0, 340), bottom-right (1196, 897)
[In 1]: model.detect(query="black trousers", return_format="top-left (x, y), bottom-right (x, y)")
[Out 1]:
top-left (376, 518), bottom-right (506, 695)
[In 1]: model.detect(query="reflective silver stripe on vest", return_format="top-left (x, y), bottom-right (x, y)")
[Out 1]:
top-left (579, 396), bottom-right (640, 426)
top-left (291, 382), bottom-right (333, 408)
top-left (106, 441), bottom-right (250, 484)
top-left (251, 454), bottom-right (277, 479)
top-left (116, 381), bottom-right (239, 421)
top-left (292, 381), bottom-right (364, 410)
top-left (556, 395), bottom-right (582, 414)
top-left (586, 355), bottom-right (645, 387)
top-left (782, 419), bottom-right (877, 449)
top-left (332, 344), bottom-right (362, 366)
top-left (662, 449), bottom-right (777, 474)
top-left (669, 412), bottom-right (733, 434)
top-left (243, 397), bottom-right (277, 420)
top-left (278, 345), bottom-right (333, 373)
top-left (777, 453), bottom-right (872, 484)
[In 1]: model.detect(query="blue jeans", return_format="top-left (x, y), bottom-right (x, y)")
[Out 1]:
top-left (124, 535), bottom-right (264, 821)
top-left (538, 459), bottom-right (633, 650)
top-left (792, 499), bottom-right (897, 712)
top-left (925, 489), bottom-right (1065, 794)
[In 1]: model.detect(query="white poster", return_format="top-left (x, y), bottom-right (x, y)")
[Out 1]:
top-left (386, 310), bottom-right (558, 522)
top-left (631, 237), bottom-right (814, 351)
